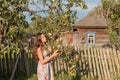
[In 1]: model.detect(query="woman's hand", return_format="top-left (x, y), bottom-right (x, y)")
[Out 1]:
top-left (52, 50), bottom-right (59, 58)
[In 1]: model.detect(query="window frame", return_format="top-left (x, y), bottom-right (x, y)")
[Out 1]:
top-left (86, 32), bottom-right (96, 46)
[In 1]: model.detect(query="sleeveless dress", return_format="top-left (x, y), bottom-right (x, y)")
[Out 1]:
top-left (37, 50), bottom-right (54, 80)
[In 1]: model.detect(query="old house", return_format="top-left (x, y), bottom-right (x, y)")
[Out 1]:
top-left (62, 7), bottom-right (111, 47)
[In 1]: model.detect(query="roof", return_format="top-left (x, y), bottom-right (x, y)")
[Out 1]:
top-left (74, 6), bottom-right (108, 29)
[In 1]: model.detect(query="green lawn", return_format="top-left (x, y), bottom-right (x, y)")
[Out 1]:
top-left (0, 74), bottom-right (97, 80)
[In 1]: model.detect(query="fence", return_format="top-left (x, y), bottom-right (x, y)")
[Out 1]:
top-left (0, 47), bottom-right (120, 80)
top-left (52, 46), bottom-right (120, 80)
top-left (0, 52), bottom-right (37, 78)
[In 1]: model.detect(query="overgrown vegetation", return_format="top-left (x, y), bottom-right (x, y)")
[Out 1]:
top-left (102, 0), bottom-right (120, 48)
top-left (0, 0), bottom-right (87, 79)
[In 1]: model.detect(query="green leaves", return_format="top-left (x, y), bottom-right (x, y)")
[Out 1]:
top-left (27, 0), bottom-right (87, 50)
top-left (0, 0), bottom-right (29, 54)
top-left (0, 43), bottom-right (20, 55)
top-left (102, 0), bottom-right (120, 46)
top-left (2, 0), bottom-right (8, 8)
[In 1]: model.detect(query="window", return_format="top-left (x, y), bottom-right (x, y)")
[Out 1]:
top-left (86, 32), bottom-right (96, 46)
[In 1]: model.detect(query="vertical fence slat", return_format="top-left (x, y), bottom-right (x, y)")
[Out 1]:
top-left (96, 48), bottom-right (103, 80)
top-left (6, 53), bottom-right (9, 75)
top-left (101, 48), bottom-right (107, 80)
top-left (3, 53), bottom-right (7, 75)
top-left (94, 48), bottom-right (101, 80)
top-left (53, 58), bottom-right (57, 75)
top-left (90, 47), bottom-right (97, 77)
top-left (103, 48), bottom-right (110, 80)
top-left (9, 53), bottom-right (13, 75)
top-left (117, 50), bottom-right (120, 74)
top-left (56, 57), bottom-right (59, 75)
top-left (98, 48), bottom-right (105, 79)
top-left (78, 47), bottom-right (82, 76)
top-left (81, 47), bottom-right (85, 76)
top-left (112, 49), bottom-right (120, 77)
top-left (106, 48), bottom-right (113, 80)
top-left (13, 53), bottom-right (17, 76)
top-left (86, 47), bottom-right (93, 77)
top-left (1, 55), bottom-right (4, 75)
top-left (0, 55), bottom-right (2, 75)
top-left (110, 49), bottom-right (116, 78)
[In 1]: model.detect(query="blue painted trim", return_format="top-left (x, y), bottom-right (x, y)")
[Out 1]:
top-left (86, 32), bottom-right (96, 46)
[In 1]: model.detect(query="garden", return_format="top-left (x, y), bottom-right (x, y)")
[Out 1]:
top-left (0, 0), bottom-right (120, 80)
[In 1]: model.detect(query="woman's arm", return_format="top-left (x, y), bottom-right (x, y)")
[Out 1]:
top-left (37, 48), bottom-right (58, 65)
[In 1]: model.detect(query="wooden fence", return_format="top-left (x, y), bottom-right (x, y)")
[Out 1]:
top-left (0, 47), bottom-right (120, 80)
top-left (52, 46), bottom-right (120, 80)
top-left (0, 52), bottom-right (37, 78)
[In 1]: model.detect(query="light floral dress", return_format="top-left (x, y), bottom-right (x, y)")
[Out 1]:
top-left (37, 50), bottom-right (54, 80)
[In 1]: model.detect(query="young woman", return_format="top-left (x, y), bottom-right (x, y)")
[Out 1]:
top-left (33, 33), bottom-right (59, 80)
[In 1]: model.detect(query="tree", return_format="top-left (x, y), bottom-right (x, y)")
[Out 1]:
top-left (0, 0), bottom-right (88, 78)
top-left (101, 0), bottom-right (120, 48)
top-left (27, 0), bottom-right (87, 49)
top-left (0, 0), bottom-right (30, 54)
top-left (26, 1), bottom-right (88, 78)
top-left (0, 0), bottom-right (33, 79)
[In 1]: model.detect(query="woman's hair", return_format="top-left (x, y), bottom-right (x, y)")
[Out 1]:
top-left (33, 33), bottom-right (44, 62)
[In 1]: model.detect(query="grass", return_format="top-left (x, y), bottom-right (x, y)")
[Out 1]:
top-left (54, 73), bottom-right (97, 80)
top-left (0, 74), bottom-right (37, 80)
top-left (15, 74), bottom-right (37, 80)
top-left (0, 74), bottom-right (99, 80)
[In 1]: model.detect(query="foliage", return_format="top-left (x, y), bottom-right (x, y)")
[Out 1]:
top-left (0, 0), bottom-right (30, 54)
top-left (26, 0), bottom-right (87, 49)
top-left (101, 0), bottom-right (120, 47)
top-left (58, 46), bottom-right (80, 78)
top-left (0, 0), bottom-right (88, 78)
top-left (0, 43), bottom-right (20, 54)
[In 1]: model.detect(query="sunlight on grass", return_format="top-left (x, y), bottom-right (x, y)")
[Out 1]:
top-left (15, 73), bottom-right (99, 80)
top-left (27, 74), bottom-right (37, 80)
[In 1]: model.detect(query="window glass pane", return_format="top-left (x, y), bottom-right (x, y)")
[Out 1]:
top-left (88, 34), bottom-right (95, 45)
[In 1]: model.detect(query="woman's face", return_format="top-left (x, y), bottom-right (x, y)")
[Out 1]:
top-left (40, 34), bottom-right (47, 43)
